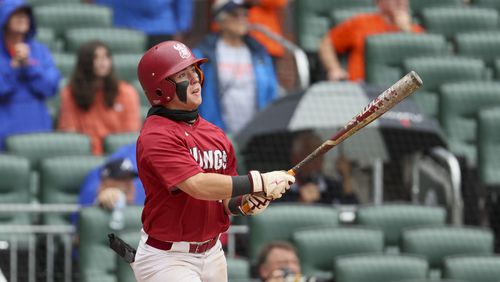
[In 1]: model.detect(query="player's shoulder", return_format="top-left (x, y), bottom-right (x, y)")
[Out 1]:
top-left (197, 117), bottom-right (226, 135)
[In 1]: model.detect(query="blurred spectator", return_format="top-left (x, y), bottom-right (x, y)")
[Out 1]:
top-left (257, 241), bottom-right (331, 282)
top-left (57, 41), bottom-right (141, 155)
top-left (79, 143), bottom-right (145, 208)
top-left (193, 0), bottom-right (278, 135)
top-left (93, 0), bottom-right (194, 48)
top-left (318, 0), bottom-right (423, 82)
top-left (280, 131), bottom-right (358, 205)
top-left (0, 0), bottom-right (61, 150)
top-left (246, 0), bottom-right (288, 61)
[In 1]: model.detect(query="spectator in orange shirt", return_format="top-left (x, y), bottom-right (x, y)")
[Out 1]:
top-left (58, 41), bottom-right (141, 155)
top-left (318, 0), bottom-right (424, 82)
top-left (247, 0), bottom-right (288, 60)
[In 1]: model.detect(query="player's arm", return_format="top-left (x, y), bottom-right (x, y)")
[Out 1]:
top-left (176, 171), bottom-right (295, 201)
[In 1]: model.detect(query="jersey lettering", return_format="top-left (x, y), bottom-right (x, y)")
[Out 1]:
top-left (190, 147), bottom-right (227, 170)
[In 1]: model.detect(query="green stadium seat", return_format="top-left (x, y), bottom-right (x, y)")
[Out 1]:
top-left (292, 227), bottom-right (384, 279)
top-left (0, 154), bottom-right (31, 242)
top-left (330, 7), bottom-right (378, 25)
top-left (113, 53), bottom-right (142, 82)
top-left (495, 58), bottom-right (500, 79)
top-left (40, 156), bottom-right (105, 225)
top-left (356, 204), bottom-right (446, 249)
top-left (52, 53), bottom-right (76, 78)
top-left (443, 255), bottom-right (500, 282)
top-left (400, 226), bottom-right (494, 270)
top-left (472, 0), bottom-right (500, 12)
top-left (36, 27), bottom-right (62, 52)
top-left (27, 0), bottom-right (81, 6)
top-left (439, 82), bottom-right (500, 168)
top-left (79, 206), bottom-right (142, 282)
top-left (334, 254), bottom-right (428, 282)
top-left (365, 33), bottom-right (448, 88)
top-left (404, 57), bottom-right (486, 119)
top-left (65, 28), bottom-right (147, 54)
top-left (478, 106), bottom-right (500, 187)
top-left (409, 0), bottom-right (464, 17)
top-left (421, 7), bottom-right (499, 41)
top-left (34, 4), bottom-right (112, 37)
top-left (116, 231), bottom-right (141, 282)
top-left (247, 203), bottom-right (338, 263)
top-left (5, 132), bottom-right (92, 169)
top-left (455, 32), bottom-right (500, 70)
top-left (103, 132), bottom-right (139, 155)
top-left (227, 257), bottom-right (251, 281)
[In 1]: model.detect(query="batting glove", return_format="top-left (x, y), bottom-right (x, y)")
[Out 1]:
top-left (238, 194), bottom-right (271, 216)
top-left (248, 170), bottom-right (295, 199)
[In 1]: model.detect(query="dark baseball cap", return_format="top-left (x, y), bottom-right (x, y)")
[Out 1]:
top-left (212, 0), bottom-right (251, 17)
top-left (100, 158), bottom-right (138, 180)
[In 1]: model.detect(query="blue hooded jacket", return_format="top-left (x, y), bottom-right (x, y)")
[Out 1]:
top-left (0, 0), bottom-right (61, 150)
top-left (95, 0), bottom-right (193, 36)
top-left (193, 34), bottom-right (278, 132)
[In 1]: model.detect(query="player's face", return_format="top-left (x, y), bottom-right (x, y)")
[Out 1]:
top-left (168, 65), bottom-right (202, 111)
top-left (93, 46), bottom-right (112, 78)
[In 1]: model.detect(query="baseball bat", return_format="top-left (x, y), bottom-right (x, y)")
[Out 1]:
top-left (242, 71), bottom-right (423, 214)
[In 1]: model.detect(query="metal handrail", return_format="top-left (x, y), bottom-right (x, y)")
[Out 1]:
top-left (249, 23), bottom-right (310, 90)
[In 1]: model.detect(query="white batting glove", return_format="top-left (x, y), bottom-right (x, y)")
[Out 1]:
top-left (239, 194), bottom-right (271, 216)
top-left (248, 170), bottom-right (295, 199)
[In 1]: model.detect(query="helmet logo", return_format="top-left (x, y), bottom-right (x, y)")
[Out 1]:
top-left (173, 43), bottom-right (191, 59)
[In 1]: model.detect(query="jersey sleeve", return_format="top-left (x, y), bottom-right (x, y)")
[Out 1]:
top-left (143, 130), bottom-right (203, 190)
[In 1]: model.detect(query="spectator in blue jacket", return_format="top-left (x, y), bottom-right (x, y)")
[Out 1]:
top-left (94, 0), bottom-right (194, 48)
top-left (79, 143), bottom-right (145, 207)
top-left (193, 0), bottom-right (278, 135)
top-left (0, 0), bottom-right (61, 150)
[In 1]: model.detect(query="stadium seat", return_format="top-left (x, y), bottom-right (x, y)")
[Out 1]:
top-left (455, 32), bottom-right (500, 71)
top-left (52, 53), bottom-right (76, 78)
top-left (443, 255), bottom-right (500, 282)
top-left (27, 0), bottom-right (81, 6)
top-left (294, 0), bottom-right (373, 52)
top-left (103, 132), bottom-right (139, 155)
top-left (495, 58), bottom-right (500, 79)
top-left (472, 0), bottom-right (500, 13)
top-left (400, 226), bottom-right (494, 270)
top-left (113, 53), bottom-right (143, 82)
top-left (334, 254), bottom-right (428, 282)
top-left (356, 203), bottom-right (446, 249)
top-left (365, 33), bottom-right (448, 88)
top-left (40, 156), bottom-right (105, 225)
top-left (439, 82), bottom-right (500, 168)
top-left (36, 27), bottom-right (61, 52)
top-left (34, 4), bottom-right (112, 37)
top-left (478, 106), bottom-right (500, 187)
top-left (409, 0), bottom-right (464, 17)
top-left (64, 28), bottom-right (147, 54)
top-left (403, 57), bottom-right (486, 119)
top-left (247, 203), bottom-right (338, 263)
top-left (5, 132), bottom-right (92, 169)
top-left (79, 206), bottom-right (142, 282)
top-left (292, 227), bottom-right (384, 279)
top-left (421, 7), bottom-right (499, 41)
top-left (0, 154), bottom-right (31, 242)
top-left (116, 231), bottom-right (141, 282)
top-left (227, 257), bottom-right (251, 281)
top-left (330, 7), bottom-right (378, 25)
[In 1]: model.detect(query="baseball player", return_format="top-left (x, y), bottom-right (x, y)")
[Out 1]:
top-left (131, 40), bottom-right (295, 282)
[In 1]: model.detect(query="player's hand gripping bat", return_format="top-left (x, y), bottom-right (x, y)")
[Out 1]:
top-left (242, 71), bottom-right (423, 214)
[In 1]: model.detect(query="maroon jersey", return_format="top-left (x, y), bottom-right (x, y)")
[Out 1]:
top-left (137, 115), bottom-right (236, 242)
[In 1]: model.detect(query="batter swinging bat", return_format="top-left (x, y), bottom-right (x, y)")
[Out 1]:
top-left (242, 71), bottom-right (423, 214)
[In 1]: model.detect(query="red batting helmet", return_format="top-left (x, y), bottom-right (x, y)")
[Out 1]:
top-left (137, 41), bottom-right (208, 105)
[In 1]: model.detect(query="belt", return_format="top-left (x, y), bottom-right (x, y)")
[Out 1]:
top-left (146, 235), bottom-right (218, 254)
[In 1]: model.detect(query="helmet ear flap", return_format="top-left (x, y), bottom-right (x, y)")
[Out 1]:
top-left (195, 65), bottom-right (205, 86)
top-left (149, 79), bottom-right (176, 105)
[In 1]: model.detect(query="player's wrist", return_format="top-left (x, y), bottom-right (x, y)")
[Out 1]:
top-left (231, 175), bottom-right (253, 197)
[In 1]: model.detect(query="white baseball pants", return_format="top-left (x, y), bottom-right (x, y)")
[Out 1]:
top-left (131, 230), bottom-right (228, 282)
